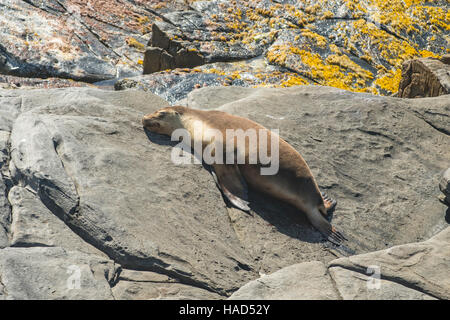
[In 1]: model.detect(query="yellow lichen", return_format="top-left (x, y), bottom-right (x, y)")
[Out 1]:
top-left (280, 75), bottom-right (308, 87)
top-left (374, 68), bottom-right (402, 93)
top-left (126, 37), bottom-right (145, 51)
top-left (419, 50), bottom-right (440, 58)
top-left (300, 29), bottom-right (328, 48)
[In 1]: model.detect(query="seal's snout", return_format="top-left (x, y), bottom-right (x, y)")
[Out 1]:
top-left (142, 115), bottom-right (160, 129)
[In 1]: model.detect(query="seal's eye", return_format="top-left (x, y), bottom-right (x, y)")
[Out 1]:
top-left (158, 112), bottom-right (167, 118)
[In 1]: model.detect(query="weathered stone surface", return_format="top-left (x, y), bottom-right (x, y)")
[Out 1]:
top-left (5, 87), bottom-right (256, 296)
top-left (0, 247), bottom-right (118, 299)
top-left (143, 47), bottom-right (175, 74)
top-left (140, 0), bottom-right (448, 96)
top-left (229, 261), bottom-right (339, 300)
top-left (113, 269), bottom-right (221, 300)
top-left (329, 226), bottom-right (450, 300)
top-left (0, 85), bottom-right (448, 299)
top-left (230, 227), bottom-right (449, 300)
top-left (0, 75), bottom-right (96, 90)
top-left (119, 55), bottom-right (311, 104)
top-left (328, 267), bottom-right (436, 300)
top-left (8, 186), bottom-right (106, 257)
top-left (0, 175), bottom-right (10, 248)
top-left (0, 0), bottom-right (165, 82)
top-left (398, 58), bottom-right (450, 98)
top-left (1, 0), bottom-right (447, 96)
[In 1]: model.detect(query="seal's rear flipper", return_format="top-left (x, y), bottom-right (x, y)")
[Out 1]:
top-left (211, 164), bottom-right (251, 212)
top-left (306, 207), bottom-right (347, 245)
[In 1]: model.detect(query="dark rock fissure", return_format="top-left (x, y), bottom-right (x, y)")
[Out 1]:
top-left (412, 111), bottom-right (450, 136)
top-left (2, 132), bottom-right (14, 242)
top-left (10, 242), bottom-right (54, 248)
top-left (22, 0), bottom-right (65, 14)
top-left (0, 273), bottom-right (7, 298)
top-left (327, 269), bottom-right (344, 300)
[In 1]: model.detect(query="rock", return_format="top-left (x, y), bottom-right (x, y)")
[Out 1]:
top-left (0, 75), bottom-right (96, 90)
top-left (0, 247), bottom-right (119, 299)
top-left (0, 130), bottom-right (11, 248)
top-left (8, 186), bottom-right (106, 257)
top-left (143, 47), bottom-right (176, 74)
top-left (113, 269), bottom-right (221, 300)
top-left (230, 227), bottom-right (449, 300)
top-left (115, 69), bottom-right (250, 104)
top-left (1, 0), bottom-right (447, 94)
top-left (139, 0), bottom-right (447, 96)
top-left (0, 175), bottom-right (10, 248)
top-left (0, 85), bottom-right (448, 299)
top-left (328, 267), bottom-right (436, 300)
top-left (398, 58), bottom-right (450, 98)
top-left (184, 86), bottom-right (449, 257)
top-left (439, 168), bottom-right (450, 206)
top-left (329, 226), bottom-right (450, 300)
top-left (0, 0), bottom-right (164, 82)
top-left (4, 87), bottom-right (256, 296)
top-left (119, 55), bottom-right (312, 104)
top-left (229, 261), bottom-right (340, 300)
top-left (441, 54), bottom-right (450, 65)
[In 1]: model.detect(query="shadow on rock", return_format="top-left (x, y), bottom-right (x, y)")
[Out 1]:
top-left (445, 208), bottom-right (450, 224)
top-left (144, 128), bottom-right (178, 147)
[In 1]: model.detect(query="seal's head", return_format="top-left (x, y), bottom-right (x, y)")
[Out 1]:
top-left (142, 106), bottom-right (184, 135)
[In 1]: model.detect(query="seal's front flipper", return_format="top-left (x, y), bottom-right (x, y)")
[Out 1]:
top-left (211, 164), bottom-right (250, 212)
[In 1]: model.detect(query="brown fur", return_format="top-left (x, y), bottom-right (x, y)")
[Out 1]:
top-left (142, 106), bottom-right (345, 244)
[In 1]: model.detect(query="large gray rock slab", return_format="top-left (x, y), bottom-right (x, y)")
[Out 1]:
top-left (329, 226), bottom-right (450, 300)
top-left (230, 226), bottom-right (449, 300)
top-left (8, 186), bottom-right (106, 257)
top-left (328, 266), bottom-right (436, 300)
top-left (5, 87), bottom-right (256, 295)
top-left (185, 86), bottom-right (449, 257)
top-left (0, 86), bottom-right (448, 299)
top-left (113, 269), bottom-right (221, 300)
top-left (229, 261), bottom-right (339, 300)
top-left (0, 247), bottom-right (118, 300)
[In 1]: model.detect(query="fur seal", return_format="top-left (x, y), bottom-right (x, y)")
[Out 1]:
top-left (142, 106), bottom-right (345, 244)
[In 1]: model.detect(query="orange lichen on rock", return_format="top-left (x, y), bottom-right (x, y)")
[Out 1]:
top-left (374, 68), bottom-right (402, 93)
top-left (126, 37), bottom-right (145, 52)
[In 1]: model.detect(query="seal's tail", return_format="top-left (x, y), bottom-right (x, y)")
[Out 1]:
top-left (306, 207), bottom-right (347, 245)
